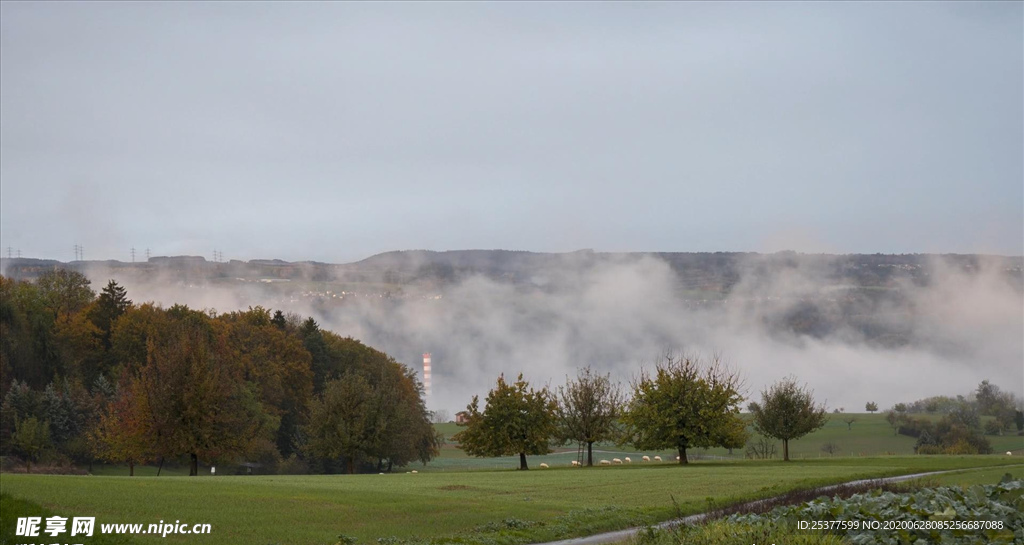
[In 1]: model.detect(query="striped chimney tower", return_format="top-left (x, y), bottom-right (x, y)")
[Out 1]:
top-left (422, 353), bottom-right (432, 398)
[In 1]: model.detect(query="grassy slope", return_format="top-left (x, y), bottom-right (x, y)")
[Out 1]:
top-left (2, 457), bottom-right (1021, 545)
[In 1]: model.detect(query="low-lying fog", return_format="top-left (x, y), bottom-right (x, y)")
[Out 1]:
top-left (87, 254), bottom-right (1023, 415)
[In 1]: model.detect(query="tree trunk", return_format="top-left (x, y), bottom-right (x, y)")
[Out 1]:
top-left (519, 452), bottom-right (528, 470)
top-left (129, 461), bottom-right (134, 477)
top-left (376, 458), bottom-right (383, 473)
top-left (25, 460), bottom-right (31, 474)
top-left (347, 457), bottom-right (355, 474)
top-left (783, 439), bottom-right (790, 461)
top-left (189, 453), bottom-right (198, 476)
top-left (587, 442), bottom-right (594, 467)
top-left (678, 447), bottom-right (688, 464)
top-left (157, 457), bottom-right (164, 476)
top-left (387, 460), bottom-right (393, 472)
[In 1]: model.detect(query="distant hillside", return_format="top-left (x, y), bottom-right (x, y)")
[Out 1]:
top-left (2, 251), bottom-right (1021, 291)
top-left (2, 250), bottom-right (1021, 350)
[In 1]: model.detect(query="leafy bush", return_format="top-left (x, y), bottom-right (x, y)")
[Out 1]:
top-left (727, 475), bottom-right (1023, 544)
top-left (631, 520), bottom-right (842, 545)
top-left (277, 454), bottom-right (308, 475)
top-left (473, 517), bottom-right (542, 533)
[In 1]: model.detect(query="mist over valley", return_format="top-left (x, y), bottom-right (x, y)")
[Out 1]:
top-left (5, 250), bottom-right (1020, 415)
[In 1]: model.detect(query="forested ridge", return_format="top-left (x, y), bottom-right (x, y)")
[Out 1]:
top-left (0, 271), bottom-right (439, 475)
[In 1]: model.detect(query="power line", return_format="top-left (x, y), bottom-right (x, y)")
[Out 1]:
top-left (5, 247), bottom-right (11, 259)
top-left (145, 248), bottom-right (151, 261)
top-left (131, 247), bottom-right (136, 263)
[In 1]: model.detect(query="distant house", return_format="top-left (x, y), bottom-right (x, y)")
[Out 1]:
top-left (455, 411), bottom-right (470, 425)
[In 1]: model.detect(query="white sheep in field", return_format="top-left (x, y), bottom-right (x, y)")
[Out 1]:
top-left (571, 460), bottom-right (580, 466)
top-left (642, 455), bottom-right (651, 462)
top-left (411, 470), bottom-right (418, 474)
top-left (600, 459), bottom-right (611, 465)
top-left (624, 457), bottom-right (631, 463)
top-left (654, 456), bottom-right (662, 462)
top-left (1009, 451), bottom-right (1014, 456)
top-left (676, 456), bottom-right (680, 461)
top-left (539, 463), bottom-right (549, 468)
top-left (612, 458), bottom-right (622, 464)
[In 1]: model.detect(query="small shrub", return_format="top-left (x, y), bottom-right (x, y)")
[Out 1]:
top-left (944, 439), bottom-right (979, 455)
top-left (277, 454), bottom-right (308, 475)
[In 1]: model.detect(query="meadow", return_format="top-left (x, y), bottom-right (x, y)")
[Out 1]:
top-left (428, 413), bottom-right (1024, 472)
top-left (2, 456), bottom-right (1022, 545)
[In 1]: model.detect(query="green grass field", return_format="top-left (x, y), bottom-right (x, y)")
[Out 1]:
top-left (429, 414), bottom-right (1024, 472)
top-left (2, 457), bottom-right (1022, 545)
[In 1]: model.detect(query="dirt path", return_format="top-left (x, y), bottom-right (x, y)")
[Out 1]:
top-left (528, 469), bottom-right (976, 545)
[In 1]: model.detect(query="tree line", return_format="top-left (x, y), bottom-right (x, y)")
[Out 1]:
top-left (454, 355), bottom-right (829, 469)
top-left (883, 380), bottom-right (1023, 455)
top-left (0, 271), bottom-right (439, 474)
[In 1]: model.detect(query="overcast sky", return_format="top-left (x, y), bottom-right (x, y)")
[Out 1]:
top-left (1, 1), bottom-right (1021, 263)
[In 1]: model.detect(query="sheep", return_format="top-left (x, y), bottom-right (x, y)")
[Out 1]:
top-left (411, 470), bottom-right (418, 474)
top-left (654, 456), bottom-right (662, 462)
top-left (642, 455), bottom-right (651, 462)
top-left (624, 457), bottom-right (631, 463)
top-left (1009, 451), bottom-right (1014, 456)
top-left (675, 456), bottom-right (680, 461)
top-left (611, 458), bottom-right (622, 464)
top-left (600, 459), bottom-right (611, 465)
top-left (539, 462), bottom-right (549, 468)
top-left (571, 460), bottom-right (580, 466)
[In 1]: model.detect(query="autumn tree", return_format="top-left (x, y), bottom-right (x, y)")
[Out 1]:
top-left (11, 416), bottom-right (51, 473)
top-left (555, 366), bottom-right (624, 467)
top-left (749, 377), bottom-right (828, 461)
top-left (91, 375), bottom-right (152, 475)
top-left (304, 373), bottom-right (374, 474)
top-left (221, 307), bottom-right (313, 458)
top-left (53, 310), bottom-right (102, 382)
top-left (865, 401), bottom-right (878, 413)
top-left (621, 354), bottom-right (746, 464)
top-left (0, 278), bottom-right (61, 388)
top-left (304, 357), bottom-right (439, 474)
top-left (139, 307), bottom-right (277, 475)
top-left (109, 303), bottom-right (168, 375)
top-left (36, 269), bottom-right (94, 322)
top-left (975, 380), bottom-right (1020, 432)
top-left (454, 373), bottom-right (557, 470)
top-left (362, 362), bottom-right (440, 472)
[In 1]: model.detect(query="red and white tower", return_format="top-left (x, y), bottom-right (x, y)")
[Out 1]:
top-left (422, 353), bottom-right (432, 398)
